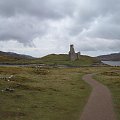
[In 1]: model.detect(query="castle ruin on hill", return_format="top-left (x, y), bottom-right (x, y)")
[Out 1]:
top-left (69, 44), bottom-right (80, 61)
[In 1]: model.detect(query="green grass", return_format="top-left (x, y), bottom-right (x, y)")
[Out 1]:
top-left (94, 67), bottom-right (120, 120)
top-left (1, 66), bottom-right (119, 120)
top-left (28, 54), bottom-right (100, 66)
top-left (0, 66), bottom-right (91, 120)
top-left (0, 53), bottom-right (101, 66)
top-left (0, 55), bottom-right (31, 65)
top-left (76, 66), bottom-right (120, 120)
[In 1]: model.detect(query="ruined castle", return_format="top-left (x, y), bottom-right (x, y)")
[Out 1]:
top-left (69, 44), bottom-right (80, 61)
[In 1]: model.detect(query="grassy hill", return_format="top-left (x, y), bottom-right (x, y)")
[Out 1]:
top-left (0, 51), bottom-right (34, 64)
top-left (29, 54), bottom-right (101, 66)
top-left (0, 54), bottom-right (25, 63)
top-left (0, 51), bottom-right (101, 66)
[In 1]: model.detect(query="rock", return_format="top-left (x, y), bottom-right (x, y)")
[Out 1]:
top-left (5, 88), bottom-right (15, 92)
top-left (1, 90), bottom-right (4, 92)
top-left (16, 83), bottom-right (22, 87)
top-left (8, 75), bottom-right (13, 79)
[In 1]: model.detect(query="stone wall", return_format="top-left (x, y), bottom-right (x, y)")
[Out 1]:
top-left (69, 45), bottom-right (80, 61)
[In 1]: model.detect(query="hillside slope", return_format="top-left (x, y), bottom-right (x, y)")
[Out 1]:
top-left (0, 51), bottom-right (101, 66)
top-left (0, 51), bottom-right (34, 63)
top-left (30, 54), bottom-right (101, 66)
top-left (97, 53), bottom-right (120, 61)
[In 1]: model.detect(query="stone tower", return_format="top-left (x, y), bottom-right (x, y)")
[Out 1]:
top-left (69, 44), bottom-right (80, 61)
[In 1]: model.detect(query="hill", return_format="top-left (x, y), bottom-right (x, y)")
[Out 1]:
top-left (30, 54), bottom-right (101, 66)
top-left (0, 51), bottom-right (34, 63)
top-left (97, 53), bottom-right (120, 61)
top-left (0, 51), bottom-right (101, 66)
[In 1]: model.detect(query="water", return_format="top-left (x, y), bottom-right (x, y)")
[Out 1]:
top-left (0, 64), bottom-right (27, 67)
top-left (102, 61), bottom-right (120, 66)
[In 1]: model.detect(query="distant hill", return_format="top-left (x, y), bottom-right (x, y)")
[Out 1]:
top-left (97, 53), bottom-right (120, 61)
top-left (30, 54), bottom-right (101, 66)
top-left (0, 51), bottom-right (101, 66)
top-left (0, 51), bottom-right (34, 63)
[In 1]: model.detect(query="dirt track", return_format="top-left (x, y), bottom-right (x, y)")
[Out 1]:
top-left (80, 74), bottom-right (116, 120)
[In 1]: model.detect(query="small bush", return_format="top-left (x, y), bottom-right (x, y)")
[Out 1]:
top-left (101, 71), bottom-right (119, 76)
top-left (33, 68), bottom-right (49, 75)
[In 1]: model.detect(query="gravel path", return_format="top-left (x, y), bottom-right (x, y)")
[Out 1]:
top-left (80, 74), bottom-right (116, 120)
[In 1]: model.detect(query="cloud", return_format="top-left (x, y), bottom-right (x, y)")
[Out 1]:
top-left (0, 0), bottom-right (120, 56)
top-left (0, 0), bottom-right (75, 18)
top-left (0, 15), bottom-right (49, 45)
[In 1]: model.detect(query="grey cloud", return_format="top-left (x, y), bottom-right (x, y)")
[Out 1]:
top-left (0, 16), bottom-right (48, 44)
top-left (69, 0), bottom-right (120, 39)
top-left (0, 0), bottom-right (120, 52)
top-left (0, 0), bottom-right (75, 44)
top-left (0, 0), bottom-right (75, 19)
top-left (82, 14), bottom-right (120, 40)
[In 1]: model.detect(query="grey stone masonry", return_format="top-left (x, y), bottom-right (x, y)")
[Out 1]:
top-left (69, 44), bottom-right (80, 61)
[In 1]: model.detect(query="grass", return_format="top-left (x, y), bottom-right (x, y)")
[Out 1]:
top-left (0, 55), bottom-right (26, 64)
top-left (0, 66), bottom-right (91, 120)
top-left (0, 53), bottom-right (101, 66)
top-left (76, 66), bottom-right (120, 120)
top-left (28, 54), bottom-right (100, 66)
top-left (94, 67), bottom-right (120, 120)
top-left (0, 66), bottom-right (120, 120)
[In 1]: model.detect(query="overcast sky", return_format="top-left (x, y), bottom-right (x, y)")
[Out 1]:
top-left (0, 0), bottom-right (120, 57)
